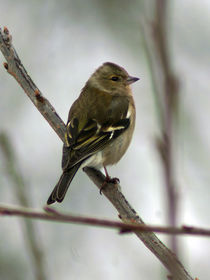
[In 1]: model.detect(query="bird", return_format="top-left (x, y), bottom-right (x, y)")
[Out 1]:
top-left (47, 62), bottom-right (139, 204)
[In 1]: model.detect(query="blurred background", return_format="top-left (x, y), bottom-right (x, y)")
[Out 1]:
top-left (1, 0), bottom-right (210, 279)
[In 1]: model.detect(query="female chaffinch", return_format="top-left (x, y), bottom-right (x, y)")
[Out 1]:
top-left (47, 62), bottom-right (139, 204)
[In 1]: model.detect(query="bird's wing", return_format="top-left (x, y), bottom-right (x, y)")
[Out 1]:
top-left (62, 115), bottom-right (130, 171)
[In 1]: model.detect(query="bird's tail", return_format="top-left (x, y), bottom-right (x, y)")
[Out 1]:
top-left (47, 163), bottom-right (81, 205)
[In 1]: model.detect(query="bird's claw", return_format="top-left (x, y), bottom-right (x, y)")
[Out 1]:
top-left (99, 176), bottom-right (120, 194)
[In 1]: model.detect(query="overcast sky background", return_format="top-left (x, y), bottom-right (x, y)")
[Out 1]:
top-left (1, 1), bottom-right (210, 279)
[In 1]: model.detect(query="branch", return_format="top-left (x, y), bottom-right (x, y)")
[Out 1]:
top-left (0, 204), bottom-right (210, 237)
top-left (141, 1), bottom-right (180, 253)
top-left (0, 27), bottom-right (193, 280)
top-left (0, 27), bottom-right (66, 142)
top-left (84, 168), bottom-right (193, 280)
top-left (0, 132), bottom-right (47, 280)
top-left (153, 0), bottom-right (180, 254)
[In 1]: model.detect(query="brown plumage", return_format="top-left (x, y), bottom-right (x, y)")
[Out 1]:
top-left (47, 62), bottom-right (139, 205)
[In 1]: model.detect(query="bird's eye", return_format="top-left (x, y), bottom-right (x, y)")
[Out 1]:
top-left (111, 76), bottom-right (119, 81)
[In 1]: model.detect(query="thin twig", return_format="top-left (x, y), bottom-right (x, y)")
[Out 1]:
top-left (141, 1), bottom-right (179, 253)
top-left (0, 27), bottom-right (193, 280)
top-left (154, 0), bottom-right (179, 254)
top-left (0, 132), bottom-right (46, 280)
top-left (0, 204), bottom-right (209, 237)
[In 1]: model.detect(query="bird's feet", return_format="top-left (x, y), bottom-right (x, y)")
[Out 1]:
top-left (105, 176), bottom-right (120, 185)
top-left (100, 173), bottom-right (120, 194)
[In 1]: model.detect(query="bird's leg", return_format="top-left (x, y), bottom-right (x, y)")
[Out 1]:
top-left (104, 166), bottom-right (120, 183)
top-left (100, 166), bottom-right (120, 194)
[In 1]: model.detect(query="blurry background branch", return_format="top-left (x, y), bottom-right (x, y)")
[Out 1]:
top-left (141, 0), bottom-right (179, 254)
top-left (0, 132), bottom-right (46, 280)
top-left (0, 27), bottom-right (193, 280)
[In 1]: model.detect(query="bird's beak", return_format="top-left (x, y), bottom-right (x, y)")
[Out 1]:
top-left (126, 76), bottom-right (139, 85)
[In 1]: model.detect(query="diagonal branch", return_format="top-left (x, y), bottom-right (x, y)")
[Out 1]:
top-left (0, 27), bottom-right (66, 142)
top-left (84, 168), bottom-right (193, 280)
top-left (0, 27), bottom-right (193, 280)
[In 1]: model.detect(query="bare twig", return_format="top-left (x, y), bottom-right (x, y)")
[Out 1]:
top-left (0, 132), bottom-right (46, 280)
top-left (0, 204), bottom-right (209, 237)
top-left (141, 1), bottom-right (179, 253)
top-left (154, 0), bottom-right (179, 254)
top-left (84, 167), bottom-right (192, 280)
top-left (0, 27), bottom-right (193, 280)
top-left (0, 27), bottom-right (66, 142)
